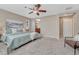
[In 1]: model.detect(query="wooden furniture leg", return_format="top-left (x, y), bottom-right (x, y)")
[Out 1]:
top-left (74, 48), bottom-right (76, 55)
top-left (64, 37), bottom-right (66, 47)
top-left (64, 37), bottom-right (79, 55)
top-left (7, 47), bottom-right (12, 55)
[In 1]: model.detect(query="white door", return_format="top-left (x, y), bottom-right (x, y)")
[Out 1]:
top-left (63, 17), bottom-right (73, 37)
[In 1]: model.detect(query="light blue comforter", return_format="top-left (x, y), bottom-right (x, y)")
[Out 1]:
top-left (2, 32), bottom-right (32, 49)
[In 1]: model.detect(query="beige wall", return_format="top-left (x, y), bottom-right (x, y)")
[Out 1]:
top-left (59, 11), bottom-right (79, 37)
top-left (0, 9), bottom-right (28, 33)
top-left (40, 15), bottom-right (59, 39)
top-left (73, 12), bottom-right (79, 35)
top-left (33, 11), bottom-right (79, 39)
top-left (38, 12), bottom-right (79, 39)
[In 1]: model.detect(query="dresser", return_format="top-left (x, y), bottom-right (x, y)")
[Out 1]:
top-left (35, 28), bottom-right (40, 33)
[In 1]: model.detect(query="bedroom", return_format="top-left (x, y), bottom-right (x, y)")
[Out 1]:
top-left (0, 4), bottom-right (79, 55)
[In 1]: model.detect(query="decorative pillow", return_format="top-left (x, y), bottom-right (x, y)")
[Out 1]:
top-left (74, 34), bottom-right (79, 41)
top-left (11, 28), bottom-right (17, 34)
top-left (6, 26), bottom-right (12, 34)
top-left (16, 29), bottom-right (23, 33)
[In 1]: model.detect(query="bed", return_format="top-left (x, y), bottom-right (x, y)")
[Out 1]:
top-left (0, 19), bottom-right (42, 54)
top-left (1, 32), bottom-right (41, 54)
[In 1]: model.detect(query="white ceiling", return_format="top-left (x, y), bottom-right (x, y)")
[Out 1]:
top-left (0, 4), bottom-right (79, 18)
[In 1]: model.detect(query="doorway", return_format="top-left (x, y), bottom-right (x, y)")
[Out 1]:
top-left (59, 16), bottom-right (74, 38)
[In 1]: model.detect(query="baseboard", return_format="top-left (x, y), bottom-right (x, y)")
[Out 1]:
top-left (42, 34), bottom-right (59, 40)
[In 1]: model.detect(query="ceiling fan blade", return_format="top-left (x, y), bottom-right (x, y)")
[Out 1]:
top-left (28, 8), bottom-right (33, 10)
top-left (35, 4), bottom-right (41, 8)
top-left (28, 11), bottom-right (33, 14)
top-left (37, 13), bottom-right (40, 16)
top-left (35, 4), bottom-right (41, 10)
top-left (39, 10), bottom-right (46, 12)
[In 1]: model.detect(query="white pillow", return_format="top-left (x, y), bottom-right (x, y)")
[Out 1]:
top-left (74, 34), bottom-right (79, 41)
top-left (23, 28), bottom-right (26, 32)
top-left (11, 28), bottom-right (17, 34)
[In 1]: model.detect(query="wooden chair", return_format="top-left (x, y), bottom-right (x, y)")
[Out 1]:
top-left (64, 37), bottom-right (79, 55)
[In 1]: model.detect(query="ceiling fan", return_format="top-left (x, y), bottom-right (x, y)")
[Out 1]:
top-left (25, 4), bottom-right (47, 16)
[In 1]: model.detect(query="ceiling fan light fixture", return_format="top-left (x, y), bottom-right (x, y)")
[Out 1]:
top-left (65, 7), bottom-right (72, 10)
top-left (27, 4), bottom-right (46, 16)
top-left (33, 11), bottom-right (38, 13)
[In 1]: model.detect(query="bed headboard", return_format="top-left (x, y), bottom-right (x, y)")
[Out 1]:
top-left (5, 19), bottom-right (24, 34)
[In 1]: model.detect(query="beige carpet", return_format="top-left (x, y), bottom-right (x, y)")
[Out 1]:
top-left (0, 37), bottom-right (79, 55)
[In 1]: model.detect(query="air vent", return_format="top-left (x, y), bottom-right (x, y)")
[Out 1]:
top-left (65, 7), bottom-right (72, 10)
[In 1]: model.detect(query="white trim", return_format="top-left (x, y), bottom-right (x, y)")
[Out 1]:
top-left (42, 34), bottom-right (59, 40)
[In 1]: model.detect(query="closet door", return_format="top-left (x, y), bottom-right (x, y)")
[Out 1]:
top-left (63, 16), bottom-right (73, 37)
